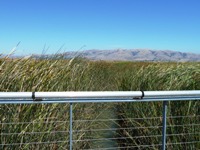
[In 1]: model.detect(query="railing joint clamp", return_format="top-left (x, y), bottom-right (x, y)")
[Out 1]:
top-left (32, 92), bottom-right (42, 101)
top-left (133, 91), bottom-right (145, 100)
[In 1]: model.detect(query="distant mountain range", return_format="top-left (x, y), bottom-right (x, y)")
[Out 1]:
top-left (63, 49), bottom-right (200, 62)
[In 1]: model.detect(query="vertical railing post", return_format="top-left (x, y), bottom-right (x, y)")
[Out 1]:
top-left (162, 101), bottom-right (168, 150)
top-left (69, 103), bottom-right (73, 150)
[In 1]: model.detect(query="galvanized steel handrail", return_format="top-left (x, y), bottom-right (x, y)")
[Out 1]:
top-left (0, 91), bottom-right (200, 105)
top-left (0, 90), bottom-right (200, 99)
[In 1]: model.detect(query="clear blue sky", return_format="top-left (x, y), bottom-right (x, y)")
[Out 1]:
top-left (0, 0), bottom-right (200, 55)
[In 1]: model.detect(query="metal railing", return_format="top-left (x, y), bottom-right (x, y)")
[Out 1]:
top-left (0, 91), bottom-right (200, 150)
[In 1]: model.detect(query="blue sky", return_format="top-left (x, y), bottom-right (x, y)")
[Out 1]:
top-left (0, 0), bottom-right (200, 55)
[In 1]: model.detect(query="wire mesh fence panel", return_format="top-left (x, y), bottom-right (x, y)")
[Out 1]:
top-left (0, 104), bottom-right (70, 150)
top-left (166, 100), bottom-right (200, 149)
top-left (71, 103), bottom-right (163, 149)
top-left (71, 101), bottom-right (200, 149)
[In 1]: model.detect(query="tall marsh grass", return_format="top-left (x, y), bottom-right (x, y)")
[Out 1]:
top-left (0, 56), bottom-right (200, 149)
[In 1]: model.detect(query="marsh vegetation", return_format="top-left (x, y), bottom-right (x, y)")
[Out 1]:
top-left (0, 56), bottom-right (200, 149)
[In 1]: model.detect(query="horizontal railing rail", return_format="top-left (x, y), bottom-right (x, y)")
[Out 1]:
top-left (0, 90), bottom-right (200, 150)
top-left (0, 91), bottom-right (200, 104)
top-left (1, 91), bottom-right (200, 99)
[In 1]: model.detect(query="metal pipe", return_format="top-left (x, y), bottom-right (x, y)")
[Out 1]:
top-left (162, 101), bottom-right (168, 150)
top-left (144, 91), bottom-right (200, 97)
top-left (0, 91), bottom-right (200, 99)
top-left (0, 92), bottom-right (32, 99)
top-left (69, 103), bottom-right (73, 150)
top-left (0, 91), bottom-right (142, 99)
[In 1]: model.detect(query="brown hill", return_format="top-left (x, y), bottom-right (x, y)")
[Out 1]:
top-left (64, 49), bottom-right (200, 62)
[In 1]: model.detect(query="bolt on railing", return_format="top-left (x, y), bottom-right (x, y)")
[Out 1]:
top-left (0, 90), bottom-right (200, 149)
